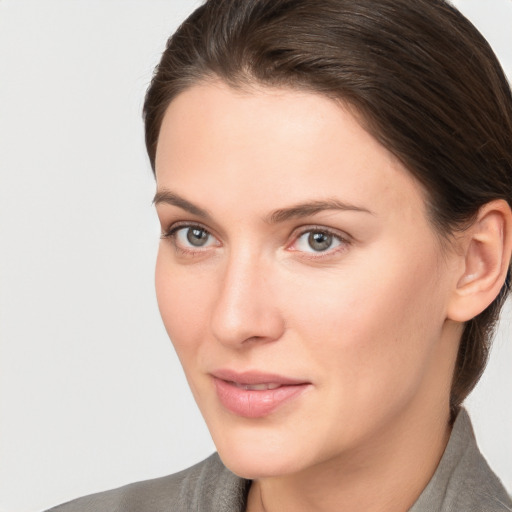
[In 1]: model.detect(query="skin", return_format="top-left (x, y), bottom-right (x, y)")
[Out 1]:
top-left (153, 81), bottom-right (503, 512)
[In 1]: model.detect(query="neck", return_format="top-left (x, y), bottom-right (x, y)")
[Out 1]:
top-left (246, 402), bottom-right (452, 512)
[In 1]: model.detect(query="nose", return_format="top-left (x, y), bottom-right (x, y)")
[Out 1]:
top-left (210, 249), bottom-right (285, 348)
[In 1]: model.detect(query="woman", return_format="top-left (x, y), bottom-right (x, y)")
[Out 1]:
top-left (49, 0), bottom-right (512, 510)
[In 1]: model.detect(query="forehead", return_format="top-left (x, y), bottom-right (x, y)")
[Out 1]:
top-left (155, 81), bottom-right (429, 226)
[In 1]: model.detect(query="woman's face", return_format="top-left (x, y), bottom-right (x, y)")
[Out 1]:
top-left (154, 82), bottom-right (460, 479)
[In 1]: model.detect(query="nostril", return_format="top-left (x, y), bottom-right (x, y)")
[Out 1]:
top-left (210, 302), bottom-right (285, 348)
top-left (209, 257), bottom-right (285, 347)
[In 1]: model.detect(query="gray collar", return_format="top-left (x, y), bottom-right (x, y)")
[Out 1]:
top-left (409, 408), bottom-right (511, 511)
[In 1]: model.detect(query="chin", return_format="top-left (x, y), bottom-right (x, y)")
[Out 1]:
top-left (205, 414), bottom-right (319, 480)
top-left (216, 444), bottom-right (304, 480)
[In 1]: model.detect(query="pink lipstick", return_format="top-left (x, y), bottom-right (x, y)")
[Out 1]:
top-left (211, 370), bottom-right (310, 418)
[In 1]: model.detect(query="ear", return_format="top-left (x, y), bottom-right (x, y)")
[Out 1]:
top-left (447, 200), bottom-right (512, 322)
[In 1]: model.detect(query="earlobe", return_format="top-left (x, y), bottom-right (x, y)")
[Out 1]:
top-left (447, 200), bottom-right (512, 322)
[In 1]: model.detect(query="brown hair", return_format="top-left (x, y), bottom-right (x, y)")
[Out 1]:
top-left (143, 0), bottom-right (512, 417)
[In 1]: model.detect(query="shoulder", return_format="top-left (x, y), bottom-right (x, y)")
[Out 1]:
top-left (449, 433), bottom-right (512, 512)
top-left (46, 453), bottom-right (249, 512)
top-left (410, 409), bottom-right (512, 512)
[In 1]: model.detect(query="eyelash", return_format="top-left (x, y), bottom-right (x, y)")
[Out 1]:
top-left (161, 223), bottom-right (351, 259)
top-left (161, 222), bottom-right (217, 256)
top-left (288, 225), bottom-right (350, 260)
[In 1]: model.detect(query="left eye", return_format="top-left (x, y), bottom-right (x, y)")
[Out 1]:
top-left (294, 230), bottom-right (343, 253)
top-left (173, 226), bottom-right (217, 248)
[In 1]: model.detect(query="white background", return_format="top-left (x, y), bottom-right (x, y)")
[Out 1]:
top-left (0, 1), bottom-right (510, 511)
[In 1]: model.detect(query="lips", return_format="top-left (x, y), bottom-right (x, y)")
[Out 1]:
top-left (211, 370), bottom-right (311, 418)
top-left (231, 382), bottom-right (282, 391)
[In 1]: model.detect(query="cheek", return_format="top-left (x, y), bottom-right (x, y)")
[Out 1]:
top-left (286, 242), bottom-right (446, 391)
top-left (155, 249), bottom-right (212, 356)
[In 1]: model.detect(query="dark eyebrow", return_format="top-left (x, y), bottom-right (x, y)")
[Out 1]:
top-left (153, 190), bottom-right (211, 219)
top-left (153, 190), bottom-right (373, 223)
top-left (267, 199), bottom-right (374, 224)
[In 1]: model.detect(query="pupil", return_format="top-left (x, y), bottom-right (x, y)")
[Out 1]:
top-left (308, 231), bottom-right (332, 251)
top-left (187, 228), bottom-right (208, 247)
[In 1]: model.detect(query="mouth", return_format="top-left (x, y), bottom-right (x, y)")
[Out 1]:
top-left (211, 370), bottom-right (311, 418)
top-left (231, 382), bottom-right (283, 391)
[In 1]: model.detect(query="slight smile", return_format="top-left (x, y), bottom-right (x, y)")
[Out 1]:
top-left (211, 370), bottom-right (312, 419)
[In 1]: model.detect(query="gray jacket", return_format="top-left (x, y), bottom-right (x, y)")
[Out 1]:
top-left (47, 410), bottom-right (511, 511)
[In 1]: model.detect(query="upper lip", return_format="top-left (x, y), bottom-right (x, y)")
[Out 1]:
top-left (211, 369), bottom-right (309, 386)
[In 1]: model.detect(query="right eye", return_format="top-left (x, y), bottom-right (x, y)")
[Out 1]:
top-left (176, 226), bottom-right (214, 247)
top-left (163, 224), bottom-right (220, 252)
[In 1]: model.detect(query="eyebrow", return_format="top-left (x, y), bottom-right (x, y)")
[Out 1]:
top-left (153, 189), bottom-right (374, 223)
top-left (153, 189), bottom-right (211, 219)
top-left (266, 199), bottom-right (374, 224)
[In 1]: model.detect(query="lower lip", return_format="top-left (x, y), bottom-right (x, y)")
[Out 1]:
top-left (213, 378), bottom-right (310, 418)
